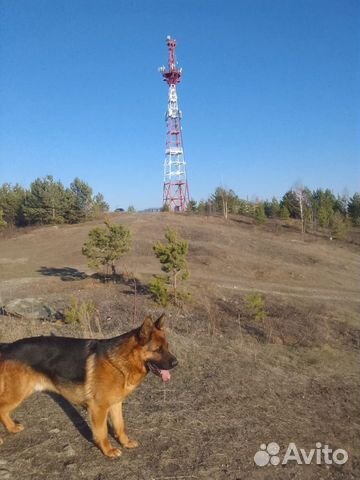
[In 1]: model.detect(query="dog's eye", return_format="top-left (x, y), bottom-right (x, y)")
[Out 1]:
top-left (155, 346), bottom-right (163, 353)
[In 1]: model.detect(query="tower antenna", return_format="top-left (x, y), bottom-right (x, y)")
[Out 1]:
top-left (159, 36), bottom-right (190, 212)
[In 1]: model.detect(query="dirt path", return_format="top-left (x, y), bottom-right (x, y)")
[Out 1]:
top-left (213, 278), bottom-right (360, 303)
top-left (1, 269), bottom-right (359, 308)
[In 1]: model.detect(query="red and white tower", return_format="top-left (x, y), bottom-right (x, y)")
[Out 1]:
top-left (159, 36), bottom-right (190, 211)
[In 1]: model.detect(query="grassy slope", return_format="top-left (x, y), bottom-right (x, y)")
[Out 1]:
top-left (0, 213), bottom-right (359, 479)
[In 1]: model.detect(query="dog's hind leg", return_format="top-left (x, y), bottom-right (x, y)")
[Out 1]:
top-left (109, 402), bottom-right (139, 449)
top-left (89, 403), bottom-right (122, 458)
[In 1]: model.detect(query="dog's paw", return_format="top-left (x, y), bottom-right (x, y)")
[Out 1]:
top-left (105, 447), bottom-right (122, 458)
top-left (123, 438), bottom-right (139, 449)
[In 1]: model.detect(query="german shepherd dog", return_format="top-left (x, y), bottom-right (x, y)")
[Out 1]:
top-left (0, 314), bottom-right (177, 457)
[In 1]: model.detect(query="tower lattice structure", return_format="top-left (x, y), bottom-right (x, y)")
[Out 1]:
top-left (159, 36), bottom-right (189, 212)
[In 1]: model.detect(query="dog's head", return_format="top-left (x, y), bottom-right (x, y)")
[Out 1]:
top-left (137, 314), bottom-right (177, 382)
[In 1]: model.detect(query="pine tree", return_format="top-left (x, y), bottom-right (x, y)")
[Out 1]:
top-left (82, 221), bottom-right (131, 278)
top-left (186, 199), bottom-right (197, 212)
top-left (92, 193), bottom-right (109, 217)
top-left (22, 176), bottom-right (68, 224)
top-left (254, 204), bottom-right (266, 224)
top-left (0, 183), bottom-right (26, 225)
top-left (330, 211), bottom-right (349, 240)
top-left (0, 207), bottom-right (7, 228)
top-left (152, 227), bottom-right (189, 304)
top-left (197, 200), bottom-right (206, 214)
top-left (279, 205), bottom-right (290, 220)
top-left (69, 178), bottom-right (94, 222)
top-left (348, 193), bottom-right (360, 226)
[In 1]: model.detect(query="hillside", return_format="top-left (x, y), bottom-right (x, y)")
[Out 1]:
top-left (0, 213), bottom-right (359, 480)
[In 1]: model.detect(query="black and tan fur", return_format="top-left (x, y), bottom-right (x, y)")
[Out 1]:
top-left (0, 314), bottom-right (177, 457)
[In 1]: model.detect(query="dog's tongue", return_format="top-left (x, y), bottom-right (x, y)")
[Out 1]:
top-left (159, 369), bottom-right (171, 382)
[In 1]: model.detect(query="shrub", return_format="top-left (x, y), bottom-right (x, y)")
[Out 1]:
top-left (64, 297), bottom-right (96, 324)
top-left (149, 276), bottom-right (169, 306)
top-left (244, 292), bottom-right (266, 322)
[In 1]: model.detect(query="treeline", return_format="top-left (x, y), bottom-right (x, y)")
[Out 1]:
top-left (0, 176), bottom-right (109, 227)
top-left (187, 187), bottom-right (360, 236)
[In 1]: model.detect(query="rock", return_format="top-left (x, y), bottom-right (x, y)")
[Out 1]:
top-left (63, 444), bottom-right (75, 457)
top-left (50, 428), bottom-right (60, 434)
top-left (1, 298), bottom-right (58, 321)
top-left (0, 469), bottom-right (11, 480)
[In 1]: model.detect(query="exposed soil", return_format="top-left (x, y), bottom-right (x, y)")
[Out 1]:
top-left (0, 213), bottom-right (359, 480)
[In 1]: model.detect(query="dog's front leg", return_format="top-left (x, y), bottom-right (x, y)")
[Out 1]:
top-left (89, 403), bottom-right (121, 458)
top-left (109, 402), bottom-right (139, 449)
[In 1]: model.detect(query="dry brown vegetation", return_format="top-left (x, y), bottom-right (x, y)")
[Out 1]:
top-left (0, 212), bottom-right (359, 480)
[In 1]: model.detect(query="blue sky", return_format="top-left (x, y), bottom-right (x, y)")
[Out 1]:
top-left (1, 0), bottom-right (359, 210)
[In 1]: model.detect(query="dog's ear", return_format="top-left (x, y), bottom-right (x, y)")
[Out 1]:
top-left (139, 316), bottom-right (154, 345)
top-left (154, 313), bottom-right (166, 330)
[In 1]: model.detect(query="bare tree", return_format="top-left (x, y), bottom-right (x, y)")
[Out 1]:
top-left (294, 184), bottom-right (310, 234)
top-left (210, 186), bottom-right (239, 219)
top-left (221, 189), bottom-right (229, 219)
